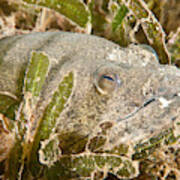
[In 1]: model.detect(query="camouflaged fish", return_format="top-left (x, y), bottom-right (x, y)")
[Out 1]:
top-left (0, 32), bottom-right (179, 179)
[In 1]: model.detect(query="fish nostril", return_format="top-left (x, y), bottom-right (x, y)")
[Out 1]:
top-left (130, 101), bottom-right (141, 107)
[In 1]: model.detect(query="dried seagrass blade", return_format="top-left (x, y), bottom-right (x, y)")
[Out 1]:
top-left (5, 51), bottom-right (50, 179)
top-left (44, 153), bottom-right (138, 180)
top-left (5, 138), bottom-right (23, 179)
top-left (0, 114), bottom-right (15, 163)
top-left (112, 4), bottom-right (129, 32)
top-left (126, 0), bottom-right (171, 64)
top-left (133, 128), bottom-right (179, 160)
top-left (168, 28), bottom-right (180, 64)
top-left (22, 0), bottom-right (91, 29)
top-left (28, 72), bottom-right (73, 177)
top-left (0, 93), bottom-right (19, 120)
top-left (17, 51), bottom-right (50, 135)
top-left (88, 0), bottom-right (171, 64)
top-left (24, 51), bottom-right (50, 98)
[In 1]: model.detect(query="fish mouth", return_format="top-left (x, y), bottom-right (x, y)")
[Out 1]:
top-left (59, 93), bottom-right (179, 154)
top-left (117, 93), bottom-right (179, 121)
top-left (117, 98), bottom-right (156, 121)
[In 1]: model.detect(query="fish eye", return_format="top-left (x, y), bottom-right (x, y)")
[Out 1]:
top-left (93, 65), bottom-right (121, 95)
top-left (139, 44), bottom-right (159, 61)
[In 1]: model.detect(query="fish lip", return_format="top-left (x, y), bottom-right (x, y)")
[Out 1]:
top-left (117, 97), bottom-right (156, 122)
top-left (117, 93), bottom-right (179, 122)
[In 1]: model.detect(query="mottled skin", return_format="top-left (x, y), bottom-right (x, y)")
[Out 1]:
top-left (0, 32), bottom-right (180, 178)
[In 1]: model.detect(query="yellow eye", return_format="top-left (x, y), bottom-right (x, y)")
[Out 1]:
top-left (93, 65), bottom-right (121, 95)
